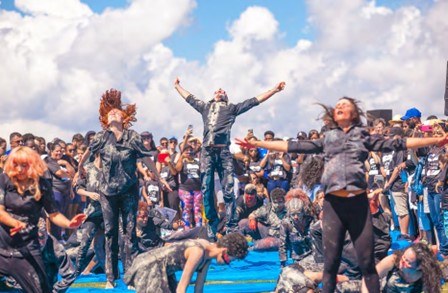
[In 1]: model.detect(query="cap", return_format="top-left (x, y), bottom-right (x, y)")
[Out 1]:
top-left (244, 184), bottom-right (257, 195)
top-left (296, 131), bottom-right (307, 140)
top-left (141, 131), bottom-right (153, 138)
top-left (169, 136), bottom-right (178, 142)
top-left (388, 114), bottom-right (403, 126)
top-left (401, 107), bottom-right (422, 120)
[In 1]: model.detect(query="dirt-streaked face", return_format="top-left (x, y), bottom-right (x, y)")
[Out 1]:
top-left (334, 98), bottom-right (355, 126)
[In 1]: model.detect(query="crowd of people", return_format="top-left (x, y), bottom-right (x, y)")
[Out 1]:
top-left (1, 85), bottom-right (448, 292)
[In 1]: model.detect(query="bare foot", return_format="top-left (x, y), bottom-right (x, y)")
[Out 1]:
top-left (105, 281), bottom-right (115, 289)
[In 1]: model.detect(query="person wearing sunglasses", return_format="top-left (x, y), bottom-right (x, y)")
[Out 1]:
top-left (124, 233), bottom-right (248, 292)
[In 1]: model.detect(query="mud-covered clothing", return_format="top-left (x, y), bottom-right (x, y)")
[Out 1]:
top-left (249, 204), bottom-right (286, 238)
top-left (74, 162), bottom-right (104, 277)
top-left (279, 216), bottom-right (314, 263)
top-left (124, 239), bottom-right (210, 293)
top-left (42, 234), bottom-right (76, 293)
top-left (0, 174), bottom-right (58, 254)
top-left (287, 125), bottom-right (407, 195)
top-left (275, 263), bottom-right (319, 293)
top-left (185, 95), bottom-right (259, 147)
top-left (0, 174), bottom-right (58, 293)
top-left (384, 267), bottom-right (423, 293)
top-left (137, 208), bottom-right (173, 252)
top-left (89, 129), bottom-right (154, 196)
top-left (235, 195), bottom-right (263, 221)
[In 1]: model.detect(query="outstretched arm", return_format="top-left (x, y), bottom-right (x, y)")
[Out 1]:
top-left (256, 82), bottom-right (285, 103)
top-left (174, 77), bottom-right (192, 100)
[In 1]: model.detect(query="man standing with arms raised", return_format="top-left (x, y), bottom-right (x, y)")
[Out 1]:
top-left (174, 77), bottom-right (285, 237)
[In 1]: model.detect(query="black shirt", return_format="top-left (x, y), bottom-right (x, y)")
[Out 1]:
top-left (287, 125), bottom-right (407, 195)
top-left (178, 159), bottom-right (201, 191)
top-left (44, 156), bottom-right (72, 194)
top-left (185, 94), bottom-right (260, 147)
top-left (0, 174), bottom-right (58, 254)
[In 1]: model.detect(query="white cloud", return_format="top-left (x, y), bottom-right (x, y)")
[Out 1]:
top-left (0, 0), bottom-right (447, 145)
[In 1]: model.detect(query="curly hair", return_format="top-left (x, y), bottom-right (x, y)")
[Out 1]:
top-left (99, 88), bottom-right (137, 129)
top-left (298, 156), bottom-right (324, 190)
top-left (317, 97), bottom-right (365, 127)
top-left (217, 233), bottom-right (249, 260)
top-left (394, 242), bottom-right (442, 293)
top-left (4, 146), bottom-right (47, 201)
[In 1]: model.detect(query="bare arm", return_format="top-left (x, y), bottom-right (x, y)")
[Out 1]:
top-left (0, 205), bottom-right (25, 228)
top-left (48, 212), bottom-right (85, 229)
top-left (250, 140), bottom-right (289, 153)
top-left (406, 136), bottom-right (447, 149)
top-left (177, 247), bottom-right (204, 293)
top-left (194, 261), bottom-right (211, 293)
top-left (174, 77), bottom-right (192, 100)
top-left (256, 82), bottom-right (285, 103)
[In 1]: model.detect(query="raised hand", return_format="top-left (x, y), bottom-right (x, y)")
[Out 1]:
top-left (68, 214), bottom-right (87, 228)
top-left (174, 77), bottom-right (180, 87)
top-left (275, 81), bottom-right (286, 92)
top-left (235, 138), bottom-right (256, 150)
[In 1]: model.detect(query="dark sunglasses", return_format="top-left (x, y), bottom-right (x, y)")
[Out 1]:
top-left (222, 251), bottom-right (231, 265)
top-left (142, 137), bottom-right (152, 140)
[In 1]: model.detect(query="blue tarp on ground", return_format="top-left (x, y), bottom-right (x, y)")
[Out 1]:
top-left (67, 231), bottom-right (413, 292)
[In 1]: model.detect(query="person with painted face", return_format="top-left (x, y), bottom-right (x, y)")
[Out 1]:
top-left (237, 97), bottom-right (448, 293)
top-left (174, 77), bottom-right (285, 236)
top-left (279, 198), bottom-right (315, 268)
top-left (236, 184), bottom-right (264, 225)
top-left (77, 89), bottom-right (159, 289)
top-left (246, 188), bottom-right (287, 251)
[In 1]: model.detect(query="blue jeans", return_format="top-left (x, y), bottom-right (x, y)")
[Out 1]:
top-left (201, 147), bottom-right (236, 233)
top-left (428, 192), bottom-right (448, 255)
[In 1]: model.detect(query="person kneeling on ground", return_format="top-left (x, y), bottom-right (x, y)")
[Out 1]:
top-left (124, 233), bottom-right (249, 293)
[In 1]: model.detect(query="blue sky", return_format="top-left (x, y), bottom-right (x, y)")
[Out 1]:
top-left (0, 0), bottom-right (446, 141)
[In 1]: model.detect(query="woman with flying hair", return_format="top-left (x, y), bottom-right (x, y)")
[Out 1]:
top-left (77, 88), bottom-right (158, 289)
top-left (124, 233), bottom-right (249, 293)
top-left (0, 147), bottom-right (85, 293)
top-left (237, 97), bottom-right (448, 292)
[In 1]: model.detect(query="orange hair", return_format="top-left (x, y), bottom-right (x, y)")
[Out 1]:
top-left (99, 88), bottom-right (137, 130)
top-left (4, 146), bottom-right (47, 201)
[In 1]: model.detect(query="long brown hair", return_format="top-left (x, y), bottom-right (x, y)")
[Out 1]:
top-left (4, 146), bottom-right (47, 201)
top-left (99, 88), bottom-right (137, 129)
top-left (317, 96), bottom-right (366, 127)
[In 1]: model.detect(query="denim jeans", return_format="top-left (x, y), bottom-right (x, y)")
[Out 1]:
top-left (428, 192), bottom-right (448, 255)
top-left (201, 147), bottom-right (236, 233)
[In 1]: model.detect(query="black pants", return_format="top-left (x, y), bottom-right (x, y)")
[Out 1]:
top-left (0, 253), bottom-right (50, 293)
top-left (99, 186), bottom-right (139, 283)
top-left (322, 193), bottom-right (379, 293)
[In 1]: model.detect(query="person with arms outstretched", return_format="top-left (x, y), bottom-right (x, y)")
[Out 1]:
top-left (174, 77), bottom-right (285, 236)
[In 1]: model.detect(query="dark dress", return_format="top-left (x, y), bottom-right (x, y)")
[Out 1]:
top-left (124, 239), bottom-right (209, 293)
